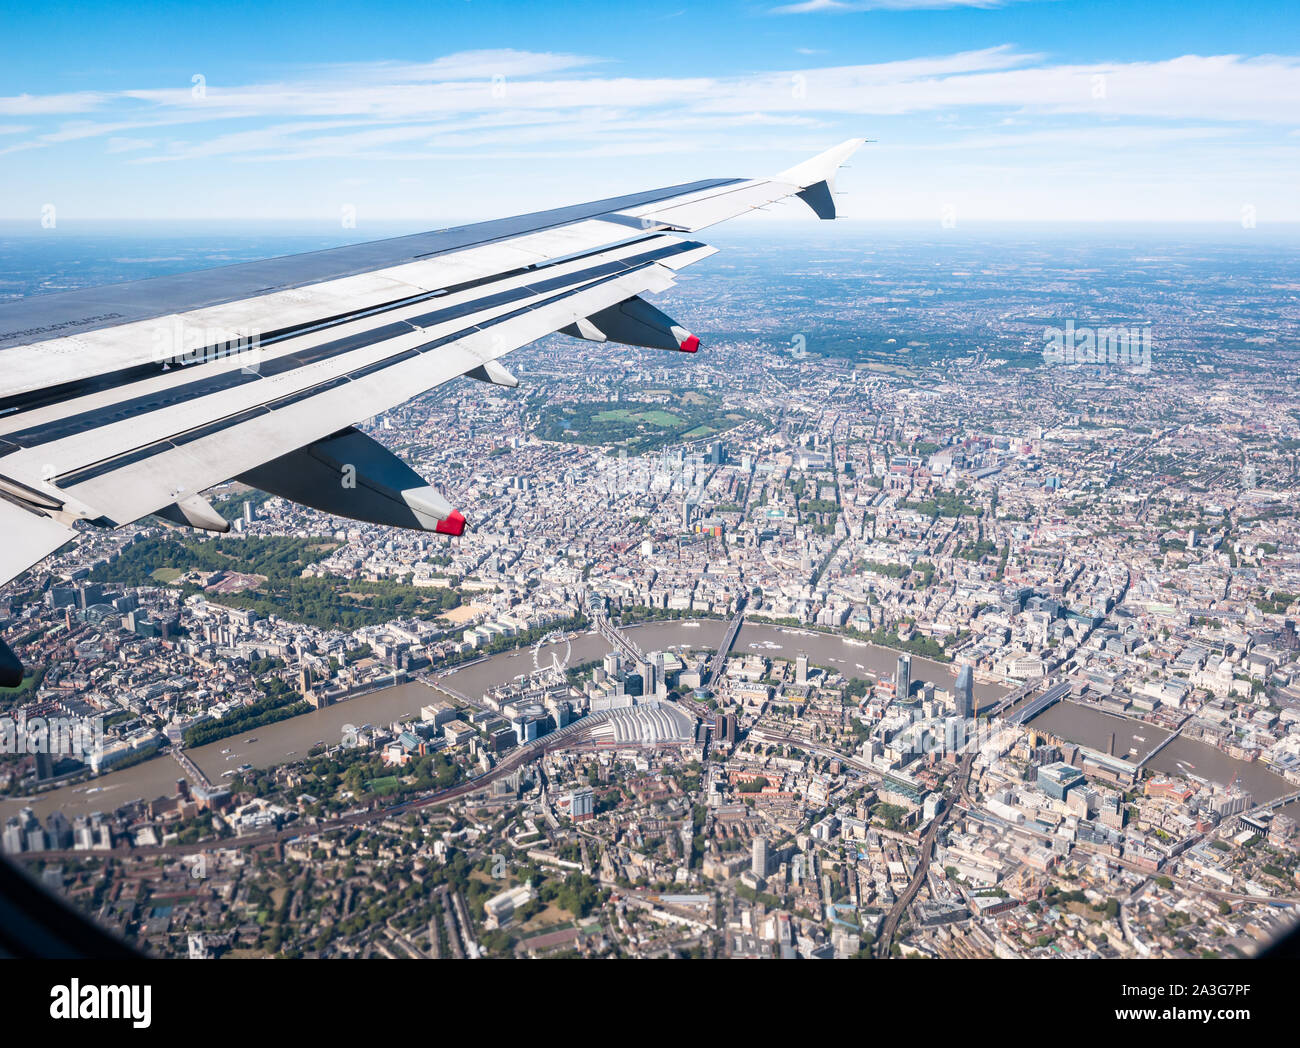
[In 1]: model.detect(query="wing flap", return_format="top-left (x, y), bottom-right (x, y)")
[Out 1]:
top-left (0, 498), bottom-right (77, 587)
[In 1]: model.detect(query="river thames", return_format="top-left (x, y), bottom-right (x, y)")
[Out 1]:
top-left (4, 619), bottom-right (1000, 820)
top-left (1028, 700), bottom-right (1298, 814)
top-left (8, 618), bottom-right (1292, 822)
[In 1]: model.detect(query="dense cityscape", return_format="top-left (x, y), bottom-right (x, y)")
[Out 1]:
top-left (3, 225), bottom-right (1300, 960)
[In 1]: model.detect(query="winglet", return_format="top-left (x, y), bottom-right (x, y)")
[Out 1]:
top-left (775, 137), bottom-right (867, 220)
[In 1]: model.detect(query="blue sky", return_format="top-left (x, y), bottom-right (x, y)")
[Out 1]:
top-left (2, 0), bottom-right (1298, 224)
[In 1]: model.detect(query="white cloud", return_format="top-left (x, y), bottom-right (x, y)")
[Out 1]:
top-left (0, 91), bottom-right (107, 115)
top-left (772, 0), bottom-right (1034, 12)
top-left (3, 45), bottom-right (1298, 221)
top-left (336, 49), bottom-right (606, 81)
top-left (105, 137), bottom-right (155, 153)
top-left (9, 46), bottom-right (1299, 153)
top-left (691, 53), bottom-right (1300, 124)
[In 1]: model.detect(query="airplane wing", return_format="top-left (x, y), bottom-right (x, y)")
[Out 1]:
top-left (0, 138), bottom-right (863, 680)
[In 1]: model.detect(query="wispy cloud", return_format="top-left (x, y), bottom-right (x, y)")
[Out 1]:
top-left (7, 44), bottom-right (1297, 166)
top-left (3, 45), bottom-right (1298, 221)
top-left (105, 136), bottom-right (155, 153)
top-left (0, 91), bottom-right (107, 116)
top-left (772, 0), bottom-right (1039, 12)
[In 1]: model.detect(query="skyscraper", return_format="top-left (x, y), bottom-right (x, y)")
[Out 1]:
top-left (795, 652), bottom-right (809, 685)
top-left (636, 659), bottom-right (658, 699)
top-left (752, 836), bottom-right (769, 879)
top-left (896, 653), bottom-right (911, 701)
top-left (34, 750), bottom-right (54, 782)
top-left (956, 663), bottom-right (974, 719)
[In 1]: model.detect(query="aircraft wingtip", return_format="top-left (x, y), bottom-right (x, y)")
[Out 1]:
top-left (775, 138), bottom-right (868, 191)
